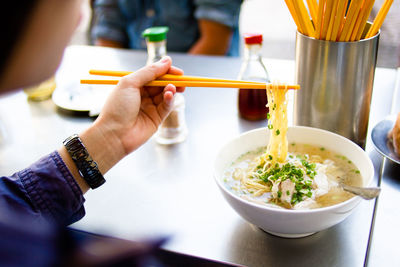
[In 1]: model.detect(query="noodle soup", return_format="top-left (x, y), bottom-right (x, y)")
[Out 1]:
top-left (223, 143), bottom-right (363, 210)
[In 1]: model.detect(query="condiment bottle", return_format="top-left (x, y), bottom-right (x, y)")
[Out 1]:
top-left (142, 26), bottom-right (187, 144)
top-left (237, 33), bottom-right (270, 120)
top-left (142, 26), bottom-right (169, 65)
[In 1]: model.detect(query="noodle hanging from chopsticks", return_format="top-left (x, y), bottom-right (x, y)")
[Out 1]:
top-left (234, 82), bottom-right (289, 198)
top-left (265, 83), bottom-right (289, 164)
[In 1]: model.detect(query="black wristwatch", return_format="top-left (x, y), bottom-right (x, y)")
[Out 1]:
top-left (63, 134), bottom-right (105, 189)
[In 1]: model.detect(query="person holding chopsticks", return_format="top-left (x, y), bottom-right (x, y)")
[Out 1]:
top-left (0, 0), bottom-right (187, 265)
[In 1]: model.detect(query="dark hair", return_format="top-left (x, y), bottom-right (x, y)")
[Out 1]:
top-left (0, 1), bottom-right (37, 76)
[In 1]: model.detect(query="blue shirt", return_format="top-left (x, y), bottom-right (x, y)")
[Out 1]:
top-left (0, 151), bottom-right (85, 225)
top-left (91, 0), bottom-right (242, 56)
top-left (0, 151), bottom-right (85, 266)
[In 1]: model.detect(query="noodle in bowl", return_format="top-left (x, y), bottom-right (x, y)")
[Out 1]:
top-left (214, 126), bottom-right (374, 238)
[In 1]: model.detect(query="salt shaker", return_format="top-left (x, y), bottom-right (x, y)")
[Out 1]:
top-left (142, 27), bottom-right (187, 144)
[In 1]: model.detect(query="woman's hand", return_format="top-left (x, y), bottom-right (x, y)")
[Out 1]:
top-left (96, 56), bottom-right (184, 155)
top-left (59, 56), bottom-right (184, 192)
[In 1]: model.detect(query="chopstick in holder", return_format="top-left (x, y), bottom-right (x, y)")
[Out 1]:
top-left (334, 0), bottom-right (350, 41)
top-left (305, 0), bottom-right (318, 25)
top-left (284, 0), bottom-right (304, 33)
top-left (350, 0), bottom-right (375, 41)
top-left (331, 0), bottom-right (349, 41)
top-left (365, 0), bottom-right (393, 38)
top-left (320, 0), bottom-right (335, 40)
top-left (292, 0), bottom-right (315, 36)
top-left (325, 0), bottom-right (340, 40)
top-left (354, 0), bottom-right (375, 40)
top-left (284, 0), bottom-right (392, 41)
top-left (344, 0), bottom-right (366, 41)
top-left (337, 0), bottom-right (363, 41)
top-left (80, 79), bottom-right (300, 90)
top-left (315, 0), bottom-right (326, 39)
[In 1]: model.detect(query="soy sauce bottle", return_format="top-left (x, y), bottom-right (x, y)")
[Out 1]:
top-left (238, 33), bottom-right (270, 120)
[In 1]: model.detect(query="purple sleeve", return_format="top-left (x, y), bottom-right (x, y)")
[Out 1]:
top-left (0, 151), bottom-right (85, 226)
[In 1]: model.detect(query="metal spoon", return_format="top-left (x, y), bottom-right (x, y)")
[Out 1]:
top-left (339, 183), bottom-right (381, 200)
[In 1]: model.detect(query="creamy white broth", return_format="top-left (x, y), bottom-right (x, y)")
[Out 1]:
top-left (223, 144), bottom-right (363, 210)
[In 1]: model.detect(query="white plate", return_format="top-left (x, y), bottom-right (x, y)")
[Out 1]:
top-left (371, 115), bottom-right (400, 164)
top-left (52, 80), bottom-right (112, 116)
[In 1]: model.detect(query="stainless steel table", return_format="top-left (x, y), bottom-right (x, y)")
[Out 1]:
top-left (367, 68), bottom-right (400, 267)
top-left (0, 45), bottom-right (398, 267)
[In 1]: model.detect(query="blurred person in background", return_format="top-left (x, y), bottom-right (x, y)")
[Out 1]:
top-left (91, 0), bottom-right (243, 56)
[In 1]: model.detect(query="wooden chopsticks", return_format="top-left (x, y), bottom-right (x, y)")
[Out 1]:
top-left (81, 69), bottom-right (300, 90)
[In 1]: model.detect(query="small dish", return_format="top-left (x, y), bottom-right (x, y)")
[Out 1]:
top-left (371, 115), bottom-right (400, 164)
top-left (52, 81), bottom-right (111, 116)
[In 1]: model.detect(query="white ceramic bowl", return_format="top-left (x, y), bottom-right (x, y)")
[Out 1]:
top-left (214, 126), bottom-right (374, 238)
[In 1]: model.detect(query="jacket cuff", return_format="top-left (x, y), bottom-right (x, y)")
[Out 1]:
top-left (19, 151), bottom-right (85, 225)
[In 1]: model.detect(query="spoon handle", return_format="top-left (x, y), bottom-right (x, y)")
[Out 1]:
top-left (340, 183), bottom-right (381, 200)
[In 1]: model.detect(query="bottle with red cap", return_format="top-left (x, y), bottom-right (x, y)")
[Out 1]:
top-left (237, 33), bottom-right (270, 120)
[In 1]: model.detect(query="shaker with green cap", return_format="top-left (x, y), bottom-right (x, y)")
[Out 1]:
top-left (142, 26), bottom-right (169, 66)
top-left (142, 26), bottom-right (188, 145)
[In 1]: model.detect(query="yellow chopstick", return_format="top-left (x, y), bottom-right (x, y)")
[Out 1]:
top-left (89, 70), bottom-right (131, 76)
top-left (354, 0), bottom-right (375, 40)
top-left (80, 79), bottom-right (300, 90)
top-left (306, 0), bottom-right (318, 25)
top-left (320, 0), bottom-right (335, 40)
top-left (284, 0), bottom-right (388, 41)
top-left (365, 0), bottom-right (393, 38)
top-left (315, 0), bottom-right (327, 39)
top-left (89, 69), bottom-right (264, 84)
top-left (85, 69), bottom-right (300, 90)
top-left (344, 0), bottom-right (366, 41)
top-left (338, 0), bottom-right (363, 41)
top-left (325, 0), bottom-right (340, 40)
top-left (284, 0), bottom-right (304, 33)
top-left (350, 0), bottom-right (375, 41)
top-left (331, 0), bottom-right (349, 41)
top-left (292, 0), bottom-right (315, 36)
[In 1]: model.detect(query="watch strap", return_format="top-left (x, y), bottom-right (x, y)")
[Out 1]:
top-left (63, 134), bottom-right (105, 189)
